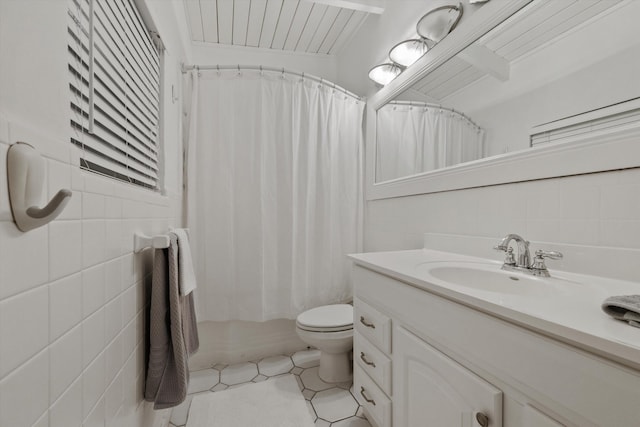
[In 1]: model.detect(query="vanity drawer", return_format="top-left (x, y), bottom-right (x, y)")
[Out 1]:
top-left (354, 299), bottom-right (391, 354)
top-left (354, 363), bottom-right (391, 427)
top-left (354, 331), bottom-right (392, 396)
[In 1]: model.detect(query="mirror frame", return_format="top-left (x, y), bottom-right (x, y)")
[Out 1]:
top-left (365, 0), bottom-right (640, 200)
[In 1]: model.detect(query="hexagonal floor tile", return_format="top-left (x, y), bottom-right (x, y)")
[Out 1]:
top-left (332, 416), bottom-right (372, 427)
top-left (314, 419), bottom-right (330, 427)
top-left (187, 368), bottom-right (219, 394)
top-left (292, 349), bottom-right (321, 368)
top-left (211, 383), bottom-right (228, 392)
top-left (252, 374), bottom-right (268, 382)
top-left (311, 388), bottom-right (359, 422)
top-left (306, 400), bottom-right (317, 421)
top-left (300, 367), bottom-right (334, 392)
top-left (258, 355), bottom-right (294, 377)
top-left (169, 394), bottom-right (193, 426)
top-left (219, 362), bottom-right (258, 385)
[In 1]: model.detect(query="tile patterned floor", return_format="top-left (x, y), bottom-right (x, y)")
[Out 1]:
top-left (169, 349), bottom-right (372, 427)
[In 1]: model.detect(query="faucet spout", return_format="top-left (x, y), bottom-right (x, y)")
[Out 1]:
top-left (497, 234), bottom-right (531, 268)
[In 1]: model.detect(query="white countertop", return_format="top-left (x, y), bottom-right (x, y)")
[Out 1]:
top-left (349, 249), bottom-right (640, 370)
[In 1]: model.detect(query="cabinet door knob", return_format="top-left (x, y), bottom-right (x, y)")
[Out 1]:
top-left (360, 386), bottom-right (376, 406)
top-left (475, 412), bottom-right (489, 427)
top-left (360, 351), bottom-right (376, 367)
top-left (359, 316), bottom-right (376, 329)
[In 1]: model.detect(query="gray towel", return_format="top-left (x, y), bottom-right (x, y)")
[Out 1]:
top-left (145, 235), bottom-right (200, 409)
top-left (602, 295), bottom-right (640, 328)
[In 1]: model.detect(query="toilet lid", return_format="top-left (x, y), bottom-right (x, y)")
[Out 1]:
top-left (296, 304), bottom-right (353, 330)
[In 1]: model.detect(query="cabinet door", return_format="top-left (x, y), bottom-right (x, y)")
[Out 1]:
top-left (393, 326), bottom-right (502, 427)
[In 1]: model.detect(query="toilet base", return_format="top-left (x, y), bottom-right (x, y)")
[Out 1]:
top-left (318, 351), bottom-right (352, 383)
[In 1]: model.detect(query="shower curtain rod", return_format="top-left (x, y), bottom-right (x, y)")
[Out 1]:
top-left (387, 100), bottom-right (482, 131)
top-left (181, 64), bottom-right (362, 100)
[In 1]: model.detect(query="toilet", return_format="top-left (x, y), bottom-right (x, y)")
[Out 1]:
top-left (295, 304), bottom-right (354, 383)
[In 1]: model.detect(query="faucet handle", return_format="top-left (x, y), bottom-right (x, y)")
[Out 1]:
top-left (531, 249), bottom-right (563, 275)
top-left (494, 246), bottom-right (516, 265)
top-left (535, 249), bottom-right (563, 260)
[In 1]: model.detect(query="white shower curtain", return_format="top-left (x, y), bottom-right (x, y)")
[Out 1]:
top-left (184, 69), bottom-right (364, 322)
top-left (376, 103), bottom-right (485, 182)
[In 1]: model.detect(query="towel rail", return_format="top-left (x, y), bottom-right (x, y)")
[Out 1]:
top-left (134, 232), bottom-right (170, 253)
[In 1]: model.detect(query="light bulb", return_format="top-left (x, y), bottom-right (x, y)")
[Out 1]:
top-left (368, 63), bottom-right (403, 86)
top-left (389, 39), bottom-right (429, 67)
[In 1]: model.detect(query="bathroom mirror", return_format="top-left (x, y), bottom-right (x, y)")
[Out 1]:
top-left (367, 0), bottom-right (640, 200)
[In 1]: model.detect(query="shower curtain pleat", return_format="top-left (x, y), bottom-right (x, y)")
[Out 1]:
top-left (185, 69), bottom-right (364, 322)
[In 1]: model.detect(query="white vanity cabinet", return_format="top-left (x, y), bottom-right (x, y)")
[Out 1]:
top-left (352, 263), bottom-right (640, 427)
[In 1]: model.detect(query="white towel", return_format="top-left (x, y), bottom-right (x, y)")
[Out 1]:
top-left (171, 228), bottom-right (198, 296)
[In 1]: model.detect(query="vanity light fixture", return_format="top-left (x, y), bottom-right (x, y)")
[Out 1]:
top-left (368, 3), bottom-right (463, 86)
top-left (389, 39), bottom-right (429, 67)
top-left (368, 63), bottom-right (403, 86)
top-left (416, 3), bottom-right (463, 44)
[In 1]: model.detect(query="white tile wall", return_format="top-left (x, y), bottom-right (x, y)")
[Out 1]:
top-left (366, 167), bottom-right (640, 282)
top-left (0, 115), bottom-right (181, 427)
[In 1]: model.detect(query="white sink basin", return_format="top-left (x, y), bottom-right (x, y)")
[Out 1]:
top-left (418, 261), bottom-right (578, 298)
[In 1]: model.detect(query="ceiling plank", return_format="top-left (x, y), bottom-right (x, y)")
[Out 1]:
top-left (259, 0), bottom-right (284, 48)
top-left (302, 0), bottom-right (383, 14)
top-left (328, 9), bottom-right (366, 54)
top-left (246, 0), bottom-right (268, 47)
top-left (199, 0), bottom-right (218, 43)
top-left (505, 1), bottom-right (618, 60)
top-left (317, 7), bottom-right (352, 54)
top-left (217, 0), bottom-right (234, 44)
top-left (271, 0), bottom-right (300, 50)
top-left (306, 6), bottom-right (340, 53)
top-left (233, 0), bottom-right (252, 45)
top-left (283, 1), bottom-right (314, 51)
top-left (184, 0), bottom-right (204, 42)
top-left (294, 4), bottom-right (328, 52)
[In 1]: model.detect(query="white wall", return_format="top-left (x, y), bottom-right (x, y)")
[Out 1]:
top-left (366, 166), bottom-right (640, 283)
top-left (0, 1), bottom-right (187, 426)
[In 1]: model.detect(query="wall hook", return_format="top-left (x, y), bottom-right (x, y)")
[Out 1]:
top-left (7, 142), bottom-right (72, 232)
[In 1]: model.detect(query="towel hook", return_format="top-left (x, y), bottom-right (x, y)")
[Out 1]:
top-left (7, 142), bottom-right (72, 232)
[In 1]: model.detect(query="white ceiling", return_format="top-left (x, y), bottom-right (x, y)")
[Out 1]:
top-left (183, 0), bottom-right (373, 55)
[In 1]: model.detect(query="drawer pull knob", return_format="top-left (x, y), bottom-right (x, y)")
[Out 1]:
top-left (475, 412), bottom-right (489, 427)
top-left (360, 316), bottom-right (376, 329)
top-left (360, 352), bottom-right (376, 367)
top-left (360, 386), bottom-right (376, 406)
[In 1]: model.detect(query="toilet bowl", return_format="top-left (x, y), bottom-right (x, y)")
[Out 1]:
top-left (295, 304), bottom-right (353, 383)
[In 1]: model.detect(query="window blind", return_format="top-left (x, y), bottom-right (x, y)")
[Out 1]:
top-left (68, 0), bottom-right (160, 189)
top-left (530, 98), bottom-right (640, 147)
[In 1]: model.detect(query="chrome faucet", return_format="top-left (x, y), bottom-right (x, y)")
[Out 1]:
top-left (495, 234), bottom-right (531, 268)
top-left (494, 234), bottom-right (563, 277)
